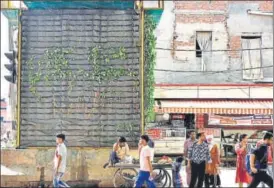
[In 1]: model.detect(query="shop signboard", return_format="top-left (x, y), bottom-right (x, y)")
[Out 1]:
top-left (208, 114), bottom-right (273, 126)
top-left (146, 128), bottom-right (162, 140)
top-left (198, 128), bottom-right (221, 142)
top-left (170, 114), bottom-right (185, 120)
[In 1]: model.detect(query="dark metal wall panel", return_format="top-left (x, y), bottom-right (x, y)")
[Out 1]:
top-left (20, 9), bottom-right (140, 147)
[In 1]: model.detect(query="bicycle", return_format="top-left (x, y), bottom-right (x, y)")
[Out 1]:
top-left (112, 164), bottom-right (172, 188)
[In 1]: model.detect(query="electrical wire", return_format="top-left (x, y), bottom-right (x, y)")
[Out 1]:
top-left (155, 65), bottom-right (273, 73)
top-left (155, 85), bottom-right (272, 91)
top-left (155, 47), bottom-right (273, 52)
top-left (225, 74), bottom-right (273, 109)
top-left (156, 65), bottom-right (273, 80)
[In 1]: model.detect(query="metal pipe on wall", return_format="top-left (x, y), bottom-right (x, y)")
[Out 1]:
top-left (140, 1), bottom-right (145, 135)
top-left (16, 9), bottom-right (22, 148)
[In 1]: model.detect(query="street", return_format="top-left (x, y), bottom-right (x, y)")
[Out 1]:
top-left (171, 167), bottom-right (265, 188)
top-left (179, 168), bottom-right (240, 187)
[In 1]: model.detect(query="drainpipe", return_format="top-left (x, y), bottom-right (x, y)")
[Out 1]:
top-left (16, 9), bottom-right (22, 148)
top-left (140, 2), bottom-right (145, 135)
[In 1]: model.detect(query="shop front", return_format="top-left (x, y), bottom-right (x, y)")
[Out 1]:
top-left (148, 99), bottom-right (272, 160)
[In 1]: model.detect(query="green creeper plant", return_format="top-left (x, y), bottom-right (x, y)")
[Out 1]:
top-left (144, 15), bottom-right (157, 123)
top-left (88, 46), bottom-right (129, 83)
top-left (26, 56), bottom-right (41, 101)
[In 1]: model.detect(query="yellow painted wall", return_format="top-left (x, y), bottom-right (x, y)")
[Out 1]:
top-left (1, 1), bottom-right (9, 9)
top-left (1, 148), bottom-right (138, 187)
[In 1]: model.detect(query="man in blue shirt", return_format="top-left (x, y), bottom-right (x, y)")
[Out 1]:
top-left (248, 132), bottom-right (273, 188)
top-left (188, 132), bottom-right (211, 188)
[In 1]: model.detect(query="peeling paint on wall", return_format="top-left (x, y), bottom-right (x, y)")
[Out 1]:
top-left (154, 1), bottom-right (273, 84)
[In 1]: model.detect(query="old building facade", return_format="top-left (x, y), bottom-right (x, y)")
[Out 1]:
top-left (155, 1), bottom-right (272, 85)
top-left (148, 1), bottom-right (273, 153)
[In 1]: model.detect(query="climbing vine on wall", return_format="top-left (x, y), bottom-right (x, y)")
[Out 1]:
top-left (26, 46), bottom-right (139, 119)
top-left (88, 46), bottom-right (137, 83)
top-left (26, 48), bottom-right (73, 103)
top-left (144, 15), bottom-right (157, 123)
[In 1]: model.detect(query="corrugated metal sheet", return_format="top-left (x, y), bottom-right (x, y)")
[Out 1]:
top-left (20, 9), bottom-right (140, 147)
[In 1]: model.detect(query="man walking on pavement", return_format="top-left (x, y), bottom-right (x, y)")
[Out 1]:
top-left (188, 132), bottom-right (211, 188)
top-left (135, 135), bottom-right (156, 188)
top-left (256, 131), bottom-right (273, 186)
top-left (248, 132), bottom-right (273, 188)
top-left (184, 130), bottom-right (196, 186)
top-left (53, 134), bottom-right (69, 188)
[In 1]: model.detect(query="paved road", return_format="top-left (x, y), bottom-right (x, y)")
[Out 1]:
top-left (2, 165), bottom-right (269, 187)
top-left (170, 168), bottom-right (252, 187)
top-left (183, 168), bottom-right (240, 187)
top-left (1, 165), bottom-right (24, 175)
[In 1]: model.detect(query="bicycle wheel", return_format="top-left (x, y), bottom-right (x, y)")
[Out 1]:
top-left (153, 168), bottom-right (166, 187)
top-left (113, 168), bottom-right (138, 188)
top-left (162, 168), bottom-right (172, 187)
top-left (153, 168), bottom-right (170, 188)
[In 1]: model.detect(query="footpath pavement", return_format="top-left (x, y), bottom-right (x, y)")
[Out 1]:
top-left (170, 167), bottom-right (252, 187)
top-left (2, 165), bottom-right (268, 187)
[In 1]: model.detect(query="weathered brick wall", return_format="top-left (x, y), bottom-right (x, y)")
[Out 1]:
top-left (228, 36), bottom-right (241, 58)
top-left (155, 1), bottom-right (273, 84)
top-left (176, 14), bottom-right (226, 24)
top-left (259, 1), bottom-right (273, 11)
top-left (175, 1), bottom-right (228, 11)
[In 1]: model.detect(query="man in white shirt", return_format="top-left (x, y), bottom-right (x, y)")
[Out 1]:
top-left (148, 139), bottom-right (155, 162)
top-left (53, 134), bottom-right (69, 188)
top-left (135, 135), bottom-right (156, 188)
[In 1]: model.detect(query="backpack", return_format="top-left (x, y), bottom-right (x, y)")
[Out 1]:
top-left (245, 146), bottom-right (267, 175)
top-left (245, 153), bottom-right (252, 175)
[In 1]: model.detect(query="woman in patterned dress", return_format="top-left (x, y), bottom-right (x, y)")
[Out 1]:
top-left (235, 134), bottom-right (252, 188)
top-left (205, 135), bottom-right (221, 188)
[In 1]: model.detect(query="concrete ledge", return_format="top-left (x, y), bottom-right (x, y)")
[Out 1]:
top-left (1, 148), bottom-right (138, 187)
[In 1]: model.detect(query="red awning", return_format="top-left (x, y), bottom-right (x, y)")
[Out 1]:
top-left (154, 100), bottom-right (273, 115)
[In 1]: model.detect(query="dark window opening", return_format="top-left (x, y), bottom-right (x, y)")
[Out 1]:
top-left (196, 40), bottom-right (202, 58)
top-left (241, 36), bottom-right (261, 39)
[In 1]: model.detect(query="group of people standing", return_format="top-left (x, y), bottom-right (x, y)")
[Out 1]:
top-left (184, 131), bottom-right (221, 188)
top-left (51, 131), bottom-right (273, 188)
top-left (184, 130), bottom-right (273, 188)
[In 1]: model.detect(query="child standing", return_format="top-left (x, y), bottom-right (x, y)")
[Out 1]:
top-left (172, 157), bottom-right (184, 188)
